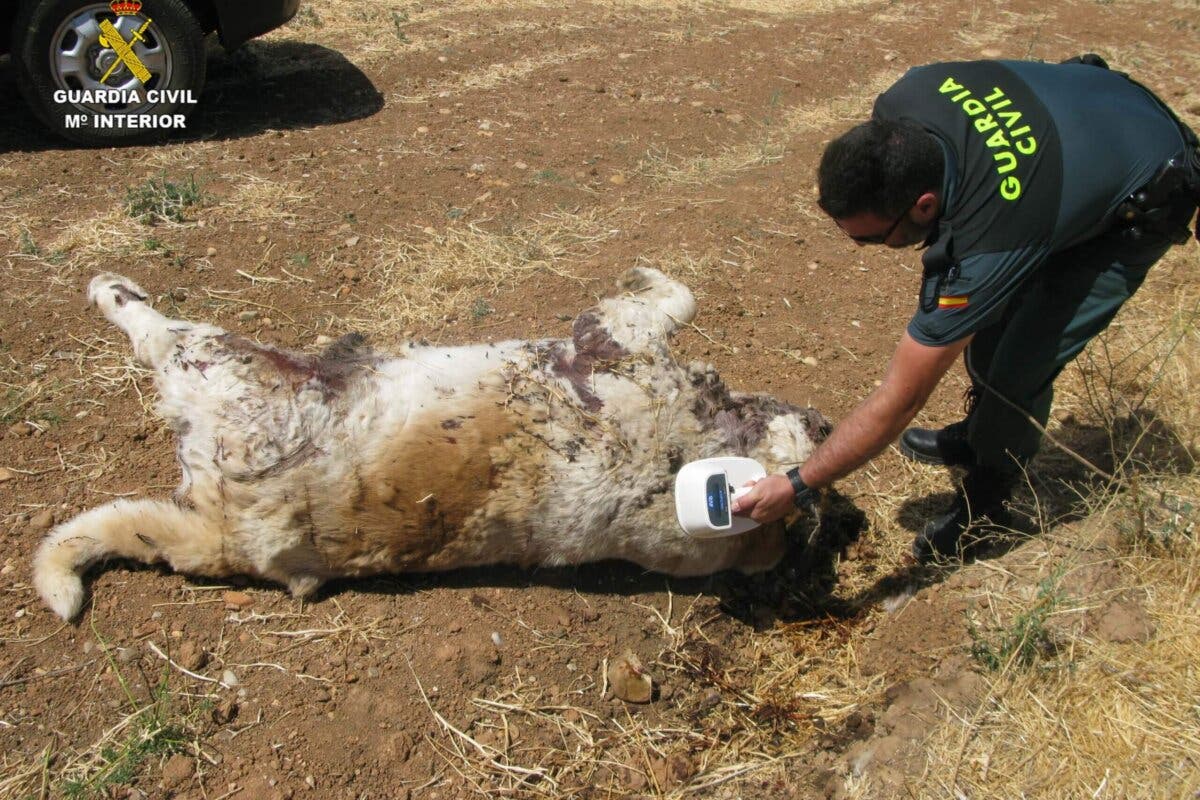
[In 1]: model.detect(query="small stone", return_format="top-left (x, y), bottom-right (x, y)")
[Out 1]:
top-left (9, 422), bottom-right (33, 438)
top-left (416, 126), bottom-right (429, 133)
top-left (170, 288), bottom-right (188, 302)
top-left (801, 356), bottom-right (818, 367)
top-left (256, 235), bottom-right (268, 244)
top-left (132, 620), bottom-right (158, 638)
top-left (344, 235), bottom-right (360, 248)
top-left (221, 669), bottom-right (240, 688)
top-left (28, 509), bottom-right (54, 532)
top-left (223, 591), bottom-right (254, 610)
top-left (314, 335), bottom-right (333, 346)
top-left (177, 641), bottom-right (208, 672)
top-left (161, 754), bottom-right (195, 790)
top-left (341, 268), bottom-right (359, 282)
top-left (212, 697), bottom-right (239, 724)
top-left (513, 161), bottom-right (528, 170)
top-left (0, 467), bottom-right (13, 483)
top-left (608, 651), bottom-right (653, 703)
top-left (609, 173), bottom-right (626, 185)
top-left (205, 246), bottom-right (217, 257)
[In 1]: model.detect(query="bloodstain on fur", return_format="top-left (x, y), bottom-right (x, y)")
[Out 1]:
top-left (690, 365), bottom-right (831, 450)
top-left (215, 332), bottom-right (380, 396)
top-left (547, 312), bottom-right (631, 412)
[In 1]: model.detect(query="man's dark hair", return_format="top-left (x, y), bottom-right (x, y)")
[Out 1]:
top-left (817, 118), bottom-right (943, 219)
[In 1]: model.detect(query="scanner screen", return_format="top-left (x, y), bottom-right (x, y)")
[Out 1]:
top-left (705, 473), bottom-right (730, 528)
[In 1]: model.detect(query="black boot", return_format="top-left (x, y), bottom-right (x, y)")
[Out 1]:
top-left (900, 386), bottom-right (980, 467)
top-left (912, 468), bottom-right (1012, 563)
top-left (899, 419), bottom-right (974, 467)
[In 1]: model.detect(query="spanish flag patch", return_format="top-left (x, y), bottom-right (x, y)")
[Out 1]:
top-left (938, 295), bottom-right (969, 309)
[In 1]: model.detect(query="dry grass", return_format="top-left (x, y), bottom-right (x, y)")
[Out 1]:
top-left (347, 210), bottom-right (615, 337)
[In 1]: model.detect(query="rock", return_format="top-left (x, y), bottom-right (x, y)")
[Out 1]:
top-left (28, 509), bottom-right (55, 532)
top-left (608, 651), bottom-right (653, 703)
top-left (237, 310), bottom-right (259, 323)
top-left (177, 641), bottom-right (208, 672)
top-left (609, 173), bottom-right (626, 185)
top-left (697, 687), bottom-right (721, 711)
top-left (212, 697), bottom-right (239, 724)
top-left (161, 754), bottom-right (195, 790)
top-left (171, 288), bottom-right (188, 302)
top-left (344, 236), bottom-right (360, 248)
top-left (9, 422), bottom-right (33, 438)
top-left (340, 268), bottom-right (359, 282)
top-left (513, 161), bottom-right (528, 170)
top-left (223, 591), bottom-right (254, 611)
top-left (132, 620), bottom-right (158, 638)
top-left (1094, 599), bottom-right (1155, 643)
top-left (221, 669), bottom-right (240, 688)
top-left (205, 246), bottom-right (217, 257)
top-left (0, 467), bottom-right (13, 483)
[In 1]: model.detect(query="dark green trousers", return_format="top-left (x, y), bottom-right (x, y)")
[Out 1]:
top-left (965, 202), bottom-right (1196, 476)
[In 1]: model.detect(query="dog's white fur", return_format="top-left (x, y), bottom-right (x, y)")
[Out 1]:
top-left (34, 269), bottom-right (828, 620)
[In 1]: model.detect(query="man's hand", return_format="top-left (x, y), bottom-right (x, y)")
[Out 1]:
top-left (730, 474), bottom-right (797, 524)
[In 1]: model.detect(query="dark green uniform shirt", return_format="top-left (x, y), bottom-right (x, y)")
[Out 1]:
top-left (873, 60), bottom-right (1190, 346)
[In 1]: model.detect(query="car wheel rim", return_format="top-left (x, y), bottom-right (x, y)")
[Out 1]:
top-left (50, 3), bottom-right (175, 115)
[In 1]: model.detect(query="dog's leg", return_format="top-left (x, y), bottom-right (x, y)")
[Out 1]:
top-left (575, 267), bottom-right (697, 357)
top-left (87, 273), bottom-right (213, 369)
top-left (34, 499), bottom-right (227, 621)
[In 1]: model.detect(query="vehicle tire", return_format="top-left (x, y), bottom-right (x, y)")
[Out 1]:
top-left (12, 0), bottom-right (206, 145)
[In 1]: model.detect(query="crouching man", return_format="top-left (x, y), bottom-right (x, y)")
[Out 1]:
top-left (734, 56), bottom-right (1199, 561)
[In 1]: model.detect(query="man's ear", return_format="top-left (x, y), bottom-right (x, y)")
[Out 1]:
top-left (913, 191), bottom-right (940, 221)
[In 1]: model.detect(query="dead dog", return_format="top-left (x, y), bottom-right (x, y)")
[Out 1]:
top-left (35, 268), bottom-right (829, 620)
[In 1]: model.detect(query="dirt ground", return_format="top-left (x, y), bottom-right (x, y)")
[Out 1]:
top-left (2, 1), bottom-right (1199, 798)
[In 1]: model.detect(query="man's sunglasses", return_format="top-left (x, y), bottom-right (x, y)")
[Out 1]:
top-left (848, 206), bottom-right (910, 245)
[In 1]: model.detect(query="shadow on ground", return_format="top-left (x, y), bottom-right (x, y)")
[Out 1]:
top-left (855, 408), bottom-right (1199, 606)
top-left (0, 40), bottom-right (382, 155)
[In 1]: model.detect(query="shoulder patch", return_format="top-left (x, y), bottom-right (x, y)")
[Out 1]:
top-left (938, 295), bottom-right (970, 309)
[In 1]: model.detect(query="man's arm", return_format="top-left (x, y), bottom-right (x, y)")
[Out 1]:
top-left (732, 330), bottom-right (971, 523)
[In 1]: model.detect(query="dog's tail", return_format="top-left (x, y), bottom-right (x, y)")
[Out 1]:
top-left (34, 499), bottom-right (226, 621)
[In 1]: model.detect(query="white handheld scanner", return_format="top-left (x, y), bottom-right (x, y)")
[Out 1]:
top-left (674, 457), bottom-right (767, 538)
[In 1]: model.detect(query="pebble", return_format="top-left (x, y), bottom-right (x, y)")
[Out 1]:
top-left (28, 509), bottom-right (55, 532)
top-left (237, 310), bottom-right (259, 323)
top-left (221, 669), bottom-right (240, 688)
top-left (0, 467), bottom-right (13, 483)
top-left (205, 246), bottom-right (217, 257)
top-left (177, 641), bottom-right (208, 671)
top-left (223, 591), bottom-right (254, 610)
top-left (609, 173), bottom-right (627, 185)
top-left (9, 422), bottom-right (33, 437)
top-left (344, 235), bottom-right (360, 248)
top-left (212, 697), bottom-right (239, 724)
top-left (608, 651), bottom-right (653, 703)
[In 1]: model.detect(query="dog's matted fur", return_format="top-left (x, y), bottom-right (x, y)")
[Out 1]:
top-left (35, 268), bottom-right (830, 620)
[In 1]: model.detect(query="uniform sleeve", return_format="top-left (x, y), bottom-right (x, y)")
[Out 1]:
top-left (907, 244), bottom-right (1051, 346)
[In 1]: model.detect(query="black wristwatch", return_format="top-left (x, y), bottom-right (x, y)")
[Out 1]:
top-left (786, 467), bottom-right (820, 509)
